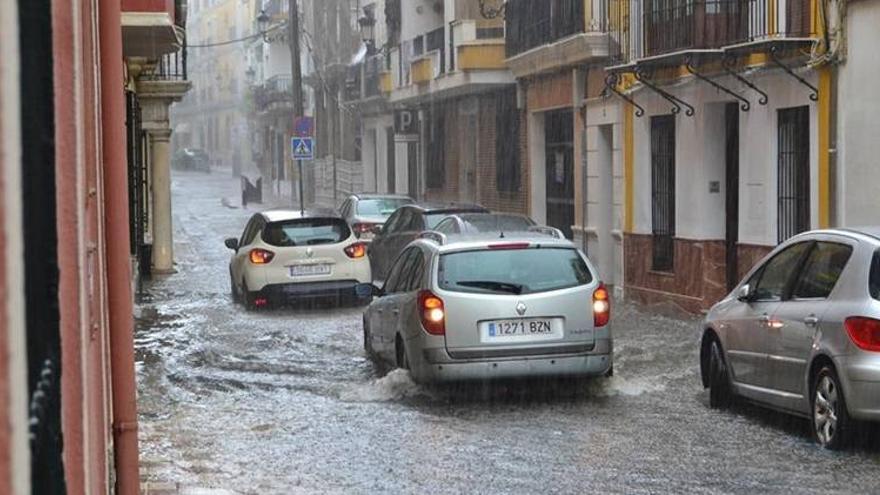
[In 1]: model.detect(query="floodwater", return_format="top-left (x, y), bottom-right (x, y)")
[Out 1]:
top-left (136, 171), bottom-right (880, 494)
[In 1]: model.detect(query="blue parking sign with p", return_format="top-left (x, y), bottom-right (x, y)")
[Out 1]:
top-left (291, 137), bottom-right (314, 160)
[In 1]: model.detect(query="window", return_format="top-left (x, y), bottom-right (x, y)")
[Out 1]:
top-left (870, 249), bottom-right (880, 301)
top-left (496, 88), bottom-right (521, 192)
top-left (778, 106), bottom-right (810, 243)
top-left (383, 209), bottom-right (405, 234)
top-left (792, 242), bottom-right (853, 299)
top-left (261, 218), bottom-right (351, 247)
top-left (651, 115), bottom-right (676, 272)
top-left (434, 218), bottom-right (458, 234)
top-left (438, 248), bottom-right (593, 295)
top-left (752, 242), bottom-right (812, 301)
top-left (240, 216), bottom-right (263, 247)
top-left (426, 108), bottom-right (445, 189)
top-left (385, 248), bottom-right (416, 293)
top-left (402, 249), bottom-right (426, 292)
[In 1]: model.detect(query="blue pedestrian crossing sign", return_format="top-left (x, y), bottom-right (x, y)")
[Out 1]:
top-left (291, 137), bottom-right (314, 160)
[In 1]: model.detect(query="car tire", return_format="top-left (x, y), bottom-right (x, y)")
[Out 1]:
top-left (708, 339), bottom-right (732, 409)
top-left (812, 365), bottom-right (853, 450)
top-left (395, 335), bottom-right (409, 370)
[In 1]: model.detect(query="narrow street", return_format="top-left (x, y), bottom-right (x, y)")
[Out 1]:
top-left (136, 171), bottom-right (880, 494)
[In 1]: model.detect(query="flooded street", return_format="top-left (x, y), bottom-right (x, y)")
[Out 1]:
top-left (136, 171), bottom-right (880, 494)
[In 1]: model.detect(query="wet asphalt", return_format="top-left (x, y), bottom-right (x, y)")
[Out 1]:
top-left (136, 171), bottom-right (880, 494)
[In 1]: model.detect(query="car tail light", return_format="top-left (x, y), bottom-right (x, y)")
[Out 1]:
top-left (418, 290), bottom-right (445, 335)
top-left (344, 242), bottom-right (368, 259)
top-left (249, 248), bottom-right (275, 264)
top-left (488, 242), bottom-right (531, 250)
top-left (353, 223), bottom-right (375, 237)
top-left (593, 283), bottom-right (610, 328)
top-left (845, 317), bottom-right (880, 352)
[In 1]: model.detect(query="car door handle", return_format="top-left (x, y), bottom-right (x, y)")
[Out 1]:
top-left (804, 316), bottom-right (819, 327)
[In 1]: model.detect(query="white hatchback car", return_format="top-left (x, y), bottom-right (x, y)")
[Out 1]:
top-left (225, 209), bottom-right (372, 309)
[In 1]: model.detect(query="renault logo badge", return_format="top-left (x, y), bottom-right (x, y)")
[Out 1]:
top-left (306, 247), bottom-right (314, 258)
top-left (516, 302), bottom-right (527, 316)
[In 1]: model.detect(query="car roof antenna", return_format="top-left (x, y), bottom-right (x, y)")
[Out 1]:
top-left (499, 230), bottom-right (505, 239)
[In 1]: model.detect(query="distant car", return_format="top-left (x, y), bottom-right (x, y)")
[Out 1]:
top-left (362, 230), bottom-right (612, 383)
top-left (224, 209), bottom-right (372, 309)
top-left (367, 202), bottom-right (489, 281)
top-left (338, 193), bottom-right (414, 240)
top-left (701, 228), bottom-right (880, 449)
top-left (172, 148), bottom-right (210, 173)
top-left (433, 213), bottom-right (536, 235)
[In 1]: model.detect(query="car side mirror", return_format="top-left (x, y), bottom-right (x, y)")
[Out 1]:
top-left (224, 237), bottom-right (239, 251)
top-left (736, 284), bottom-right (752, 302)
top-left (371, 283), bottom-right (384, 297)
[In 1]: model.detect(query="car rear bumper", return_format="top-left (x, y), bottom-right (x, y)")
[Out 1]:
top-left (255, 280), bottom-right (372, 303)
top-left (410, 338), bottom-right (613, 383)
top-left (838, 354), bottom-right (880, 421)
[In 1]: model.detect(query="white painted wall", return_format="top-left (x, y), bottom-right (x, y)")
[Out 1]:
top-left (363, 115), bottom-right (394, 192)
top-left (631, 70), bottom-right (820, 247)
top-left (837, 1), bottom-right (880, 227)
top-left (529, 111), bottom-right (547, 224)
top-left (401, 0), bottom-right (444, 41)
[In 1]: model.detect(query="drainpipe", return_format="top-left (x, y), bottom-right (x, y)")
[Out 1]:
top-left (98, 0), bottom-right (140, 493)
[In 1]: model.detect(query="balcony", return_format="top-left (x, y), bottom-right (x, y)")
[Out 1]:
top-left (122, 0), bottom-right (184, 58)
top-left (620, 0), bottom-right (816, 61)
top-left (504, 0), bottom-right (612, 78)
top-left (253, 75), bottom-right (293, 113)
top-left (411, 57), bottom-right (434, 85)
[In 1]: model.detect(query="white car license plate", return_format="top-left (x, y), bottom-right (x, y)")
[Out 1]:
top-left (479, 318), bottom-right (563, 343)
top-left (288, 264), bottom-right (331, 277)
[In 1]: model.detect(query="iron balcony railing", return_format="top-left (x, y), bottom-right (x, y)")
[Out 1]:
top-left (141, 43), bottom-right (188, 81)
top-left (611, 0), bottom-right (815, 61)
top-left (505, 0), bottom-right (585, 58)
top-left (254, 74), bottom-right (293, 110)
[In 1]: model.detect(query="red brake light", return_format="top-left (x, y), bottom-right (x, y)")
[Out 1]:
top-left (845, 317), bottom-right (880, 352)
top-left (418, 290), bottom-right (445, 335)
top-left (488, 242), bottom-right (531, 250)
top-left (249, 248), bottom-right (275, 264)
top-left (593, 283), bottom-right (610, 327)
top-left (344, 242), bottom-right (368, 259)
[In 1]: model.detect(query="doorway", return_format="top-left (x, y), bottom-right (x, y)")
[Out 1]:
top-left (725, 102), bottom-right (740, 291)
top-left (545, 110), bottom-right (575, 239)
top-left (597, 124), bottom-right (614, 285)
top-left (386, 127), bottom-right (395, 193)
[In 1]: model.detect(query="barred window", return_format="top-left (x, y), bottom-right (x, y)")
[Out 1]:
top-left (496, 88), bottom-right (521, 192)
top-left (651, 115), bottom-right (676, 272)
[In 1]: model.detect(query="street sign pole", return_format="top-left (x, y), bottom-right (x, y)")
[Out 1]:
top-left (298, 159), bottom-right (304, 215)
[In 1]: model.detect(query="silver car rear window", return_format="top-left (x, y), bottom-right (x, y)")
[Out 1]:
top-left (438, 247), bottom-right (593, 295)
top-left (871, 249), bottom-right (880, 300)
top-left (262, 218), bottom-right (350, 247)
top-left (356, 198), bottom-right (411, 218)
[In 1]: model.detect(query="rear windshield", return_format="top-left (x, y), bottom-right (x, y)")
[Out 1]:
top-left (262, 218), bottom-right (350, 247)
top-left (438, 248), bottom-right (593, 295)
top-left (356, 198), bottom-right (412, 218)
top-left (463, 215), bottom-right (534, 232)
top-left (871, 249), bottom-right (880, 300)
top-left (426, 210), bottom-right (482, 229)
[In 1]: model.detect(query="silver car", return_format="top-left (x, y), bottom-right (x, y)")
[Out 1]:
top-left (338, 193), bottom-right (414, 240)
top-left (701, 228), bottom-right (880, 449)
top-left (363, 231), bottom-right (613, 383)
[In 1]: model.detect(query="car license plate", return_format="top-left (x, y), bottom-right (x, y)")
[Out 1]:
top-left (480, 318), bottom-right (563, 343)
top-left (289, 264), bottom-right (331, 277)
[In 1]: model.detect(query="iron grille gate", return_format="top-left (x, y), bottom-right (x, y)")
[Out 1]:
top-left (126, 91), bottom-right (150, 274)
top-left (651, 115), bottom-right (676, 272)
top-left (777, 106), bottom-right (810, 243)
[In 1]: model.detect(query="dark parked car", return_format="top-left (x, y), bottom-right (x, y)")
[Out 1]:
top-left (368, 202), bottom-right (488, 281)
top-left (338, 193), bottom-right (414, 240)
top-left (172, 148), bottom-right (210, 173)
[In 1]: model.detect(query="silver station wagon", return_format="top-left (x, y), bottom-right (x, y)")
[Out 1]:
top-left (701, 228), bottom-right (880, 449)
top-left (363, 230), bottom-right (613, 383)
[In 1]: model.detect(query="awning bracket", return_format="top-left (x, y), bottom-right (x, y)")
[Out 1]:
top-left (604, 73), bottom-right (645, 117)
top-left (769, 45), bottom-right (819, 102)
top-left (685, 55), bottom-right (751, 111)
top-left (721, 55), bottom-right (769, 106)
top-left (634, 68), bottom-right (696, 117)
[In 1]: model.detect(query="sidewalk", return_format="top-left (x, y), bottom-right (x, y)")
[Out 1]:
top-left (141, 482), bottom-right (237, 495)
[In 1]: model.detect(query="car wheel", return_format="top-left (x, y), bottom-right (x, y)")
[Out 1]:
top-left (708, 339), bottom-right (732, 409)
top-left (812, 365), bottom-right (852, 450)
top-left (395, 335), bottom-right (409, 370)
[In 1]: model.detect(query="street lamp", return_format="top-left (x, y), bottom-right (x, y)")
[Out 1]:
top-left (358, 7), bottom-right (377, 55)
top-left (256, 9), bottom-right (270, 42)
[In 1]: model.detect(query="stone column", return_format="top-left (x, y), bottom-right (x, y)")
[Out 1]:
top-left (148, 128), bottom-right (174, 273)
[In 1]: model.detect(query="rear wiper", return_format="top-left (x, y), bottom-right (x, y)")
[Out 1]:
top-left (305, 238), bottom-right (337, 245)
top-left (456, 280), bottom-right (524, 294)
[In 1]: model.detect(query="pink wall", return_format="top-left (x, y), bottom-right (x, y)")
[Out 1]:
top-left (121, 0), bottom-right (175, 23)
